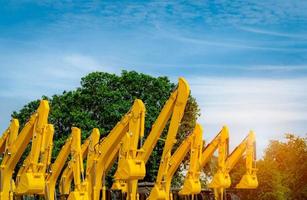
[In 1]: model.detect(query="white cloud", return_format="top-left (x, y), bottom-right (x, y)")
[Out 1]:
top-left (239, 27), bottom-right (307, 40)
top-left (187, 76), bottom-right (307, 156)
top-left (242, 65), bottom-right (307, 72)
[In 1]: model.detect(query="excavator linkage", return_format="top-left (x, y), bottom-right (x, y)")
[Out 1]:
top-left (0, 76), bottom-right (258, 200)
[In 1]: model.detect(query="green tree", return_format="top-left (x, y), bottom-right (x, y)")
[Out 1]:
top-left (231, 134), bottom-right (307, 200)
top-left (12, 71), bottom-right (200, 186)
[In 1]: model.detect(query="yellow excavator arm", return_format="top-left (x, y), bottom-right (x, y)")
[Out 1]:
top-left (178, 124), bottom-right (203, 196)
top-left (226, 131), bottom-right (258, 189)
top-left (209, 131), bottom-right (258, 200)
top-left (67, 128), bottom-right (88, 200)
top-left (45, 133), bottom-right (73, 200)
top-left (179, 126), bottom-right (229, 197)
top-left (0, 100), bottom-right (50, 200)
top-left (86, 99), bottom-right (145, 200)
top-left (15, 123), bottom-right (54, 195)
top-left (0, 128), bottom-right (10, 154)
top-left (59, 128), bottom-right (100, 197)
top-left (146, 78), bottom-right (190, 200)
top-left (45, 127), bottom-right (86, 200)
top-left (0, 119), bottom-right (19, 155)
top-left (151, 123), bottom-right (203, 200)
top-left (112, 77), bottom-right (190, 200)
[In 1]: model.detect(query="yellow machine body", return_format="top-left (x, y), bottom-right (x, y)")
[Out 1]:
top-left (179, 124), bottom-right (203, 196)
top-left (236, 173), bottom-right (258, 189)
top-left (14, 173), bottom-right (45, 194)
top-left (86, 99), bottom-right (146, 200)
top-left (59, 128), bottom-right (100, 197)
top-left (0, 119), bottom-right (19, 155)
top-left (0, 77), bottom-right (259, 200)
top-left (113, 78), bottom-right (190, 200)
top-left (0, 100), bottom-right (50, 200)
top-left (209, 131), bottom-right (258, 200)
top-left (149, 123), bottom-right (203, 200)
top-left (15, 123), bottom-right (54, 196)
top-left (180, 126), bottom-right (229, 197)
top-left (68, 191), bottom-right (89, 200)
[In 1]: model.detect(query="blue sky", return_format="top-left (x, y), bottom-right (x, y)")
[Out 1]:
top-left (0, 1), bottom-right (307, 156)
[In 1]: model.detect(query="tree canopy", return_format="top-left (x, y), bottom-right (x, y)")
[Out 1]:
top-left (231, 134), bottom-right (307, 200)
top-left (12, 70), bottom-right (200, 185)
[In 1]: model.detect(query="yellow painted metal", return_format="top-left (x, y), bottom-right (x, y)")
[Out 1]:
top-left (0, 119), bottom-right (19, 200)
top-left (178, 124), bottom-right (203, 196)
top-left (210, 131), bottom-right (258, 200)
top-left (113, 77), bottom-right (190, 200)
top-left (113, 102), bottom-right (146, 180)
top-left (147, 78), bottom-right (190, 200)
top-left (86, 99), bottom-right (145, 200)
top-left (59, 129), bottom-right (100, 197)
top-left (208, 127), bottom-right (230, 190)
top-left (0, 100), bottom-right (50, 200)
top-left (180, 126), bottom-right (229, 198)
top-left (15, 124), bottom-right (54, 195)
top-left (86, 129), bottom-right (100, 179)
top-left (67, 127), bottom-right (89, 200)
top-left (235, 132), bottom-right (258, 189)
top-left (0, 76), bottom-right (258, 200)
top-left (149, 123), bottom-right (203, 200)
top-left (45, 132), bottom-right (74, 200)
top-left (0, 119), bottom-right (19, 155)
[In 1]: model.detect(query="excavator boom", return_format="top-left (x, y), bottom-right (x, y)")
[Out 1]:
top-left (179, 124), bottom-right (203, 196)
top-left (180, 126), bottom-right (229, 197)
top-left (67, 128), bottom-right (89, 200)
top-left (59, 129), bottom-right (100, 197)
top-left (0, 100), bottom-right (50, 200)
top-left (87, 99), bottom-right (145, 200)
top-left (0, 119), bottom-right (19, 155)
top-left (156, 124), bottom-right (203, 199)
top-left (112, 78), bottom-right (189, 200)
top-left (209, 131), bottom-right (258, 200)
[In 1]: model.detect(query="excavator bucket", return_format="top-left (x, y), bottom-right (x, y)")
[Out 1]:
top-left (148, 185), bottom-right (167, 200)
top-left (208, 171), bottom-right (231, 189)
top-left (236, 173), bottom-right (258, 189)
top-left (179, 177), bottom-right (201, 195)
top-left (112, 99), bottom-right (146, 181)
top-left (115, 158), bottom-right (146, 180)
top-left (68, 191), bottom-right (89, 200)
top-left (14, 173), bottom-right (45, 194)
top-left (111, 180), bottom-right (128, 192)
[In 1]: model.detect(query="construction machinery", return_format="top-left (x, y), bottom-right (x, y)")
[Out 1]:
top-left (177, 124), bottom-right (203, 198)
top-left (0, 76), bottom-right (259, 200)
top-left (59, 128), bottom-right (100, 198)
top-left (0, 119), bottom-right (19, 156)
top-left (112, 77), bottom-right (190, 200)
top-left (147, 123), bottom-right (203, 200)
top-left (14, 123), bottom-right (54, 197)
top-left (86, 99), bottom-right (146, 200)
top-left (209, 131), bottom-right (258, 200)
top-left (67, 127), bottom-right (88, 200)
top-left (180, 126), bottom-right (229, 198)
top-left (0, 100), bottom-right (51, 200)
top-left (44, 127), bottom-right (89, 200)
